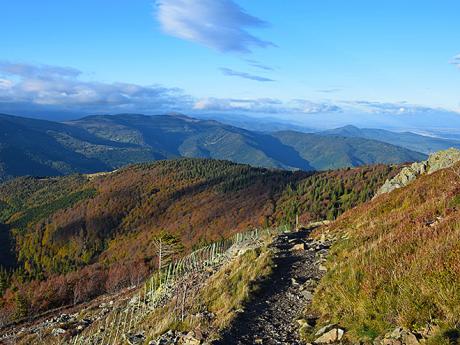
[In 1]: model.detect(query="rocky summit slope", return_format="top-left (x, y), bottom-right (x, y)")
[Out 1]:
top-left (376, 147), bottom-right (460, 196)
top-left (309, 152), bottom-right (460, 344)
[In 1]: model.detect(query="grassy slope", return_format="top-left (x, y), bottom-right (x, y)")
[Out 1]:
top-left (138, 245), bottom-right (273, 341)
top-left (311, 164), bottom-right (460, 342)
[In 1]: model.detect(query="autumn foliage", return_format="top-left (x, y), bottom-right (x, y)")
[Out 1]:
top-left (0, 158), bottom-right (399, 324)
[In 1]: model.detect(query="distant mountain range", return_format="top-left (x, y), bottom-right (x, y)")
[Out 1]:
top-left (320, 125), bottom-right (460, 154)
top-left (0, 113), bottom-right (426, 181)
top-left (191, 113), bottom-right (313, 133)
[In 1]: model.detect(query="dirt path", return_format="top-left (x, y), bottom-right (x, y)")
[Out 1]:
top-left (214, 229), bottom-right (330, 345)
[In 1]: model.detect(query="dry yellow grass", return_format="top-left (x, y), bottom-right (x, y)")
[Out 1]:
top-left (136, 244), bottom-right (273, 342)
top-left (197, 246), bottom-right (273, 330)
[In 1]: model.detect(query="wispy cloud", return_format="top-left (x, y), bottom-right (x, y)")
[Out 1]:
top-left (245, 59), bottom-right (275, 71)
top-left (220, 67), bottom-right (275, 82)
top-left (0, 62), bottom-right (81, 79)
top-left (450, 54), bottom-right (460, 67)
top-left (0, 62), bottom-right (192, 113)
top-left (155, 0), bottom-right (275, 53)
top-left (316, 88), bottom-right (341, 94)
top-left (194, 97), bottom-right (341, 114)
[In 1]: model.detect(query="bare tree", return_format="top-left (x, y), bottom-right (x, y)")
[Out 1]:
top-left (150, 233), bottom-right (183, 270)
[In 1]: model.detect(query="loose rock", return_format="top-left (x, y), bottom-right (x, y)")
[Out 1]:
top-left (314, 328), bottom-right (344, 344)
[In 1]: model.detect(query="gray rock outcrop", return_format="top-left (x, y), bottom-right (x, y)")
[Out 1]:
top-left (376, 148), bottom-right (460, 196)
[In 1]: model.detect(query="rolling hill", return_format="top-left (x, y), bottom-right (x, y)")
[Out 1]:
top-left (0, 113), bottom-right (426, 181)
top-left (67, 113), bottom-right (314, 171)
top-left (321, 125), bottom-right (460, 154)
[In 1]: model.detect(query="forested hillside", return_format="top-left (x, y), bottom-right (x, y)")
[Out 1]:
top-left (275, 164), bottom-right (400, 225)
top-left (0, 159), bottom-right (399, 325)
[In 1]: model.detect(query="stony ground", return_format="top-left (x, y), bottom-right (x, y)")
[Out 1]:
top-left (214, 229), bottom-right (330, 345)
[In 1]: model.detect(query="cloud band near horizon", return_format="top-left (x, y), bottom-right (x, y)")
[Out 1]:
top-left (0, 61), bottom-right (458, 118)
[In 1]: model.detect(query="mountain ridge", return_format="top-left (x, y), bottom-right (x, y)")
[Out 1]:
top-left (0, 113), bottom-right (425, 181)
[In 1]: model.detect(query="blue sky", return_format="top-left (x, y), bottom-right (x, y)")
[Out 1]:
top-left (1, 0), bottom-right (460, 130)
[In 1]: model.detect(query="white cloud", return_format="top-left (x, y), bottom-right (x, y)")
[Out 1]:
top-left (1, 62), bottom-right (457, 122)
top-left (0, 78), bottom-right (12, 90)
top-left (0, 62), bottom-right (192, 113)
top-left (291, 99), bottom-right (342, 114)
top-left (155, 0), bottom-right (275, 53)
top-left (193, 97), bottom-right (341, 114)
top-left (0, 62), bottom-right (81, 79)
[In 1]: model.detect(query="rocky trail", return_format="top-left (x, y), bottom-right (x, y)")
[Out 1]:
top-left (214, 229), bottom-right (330, 345)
